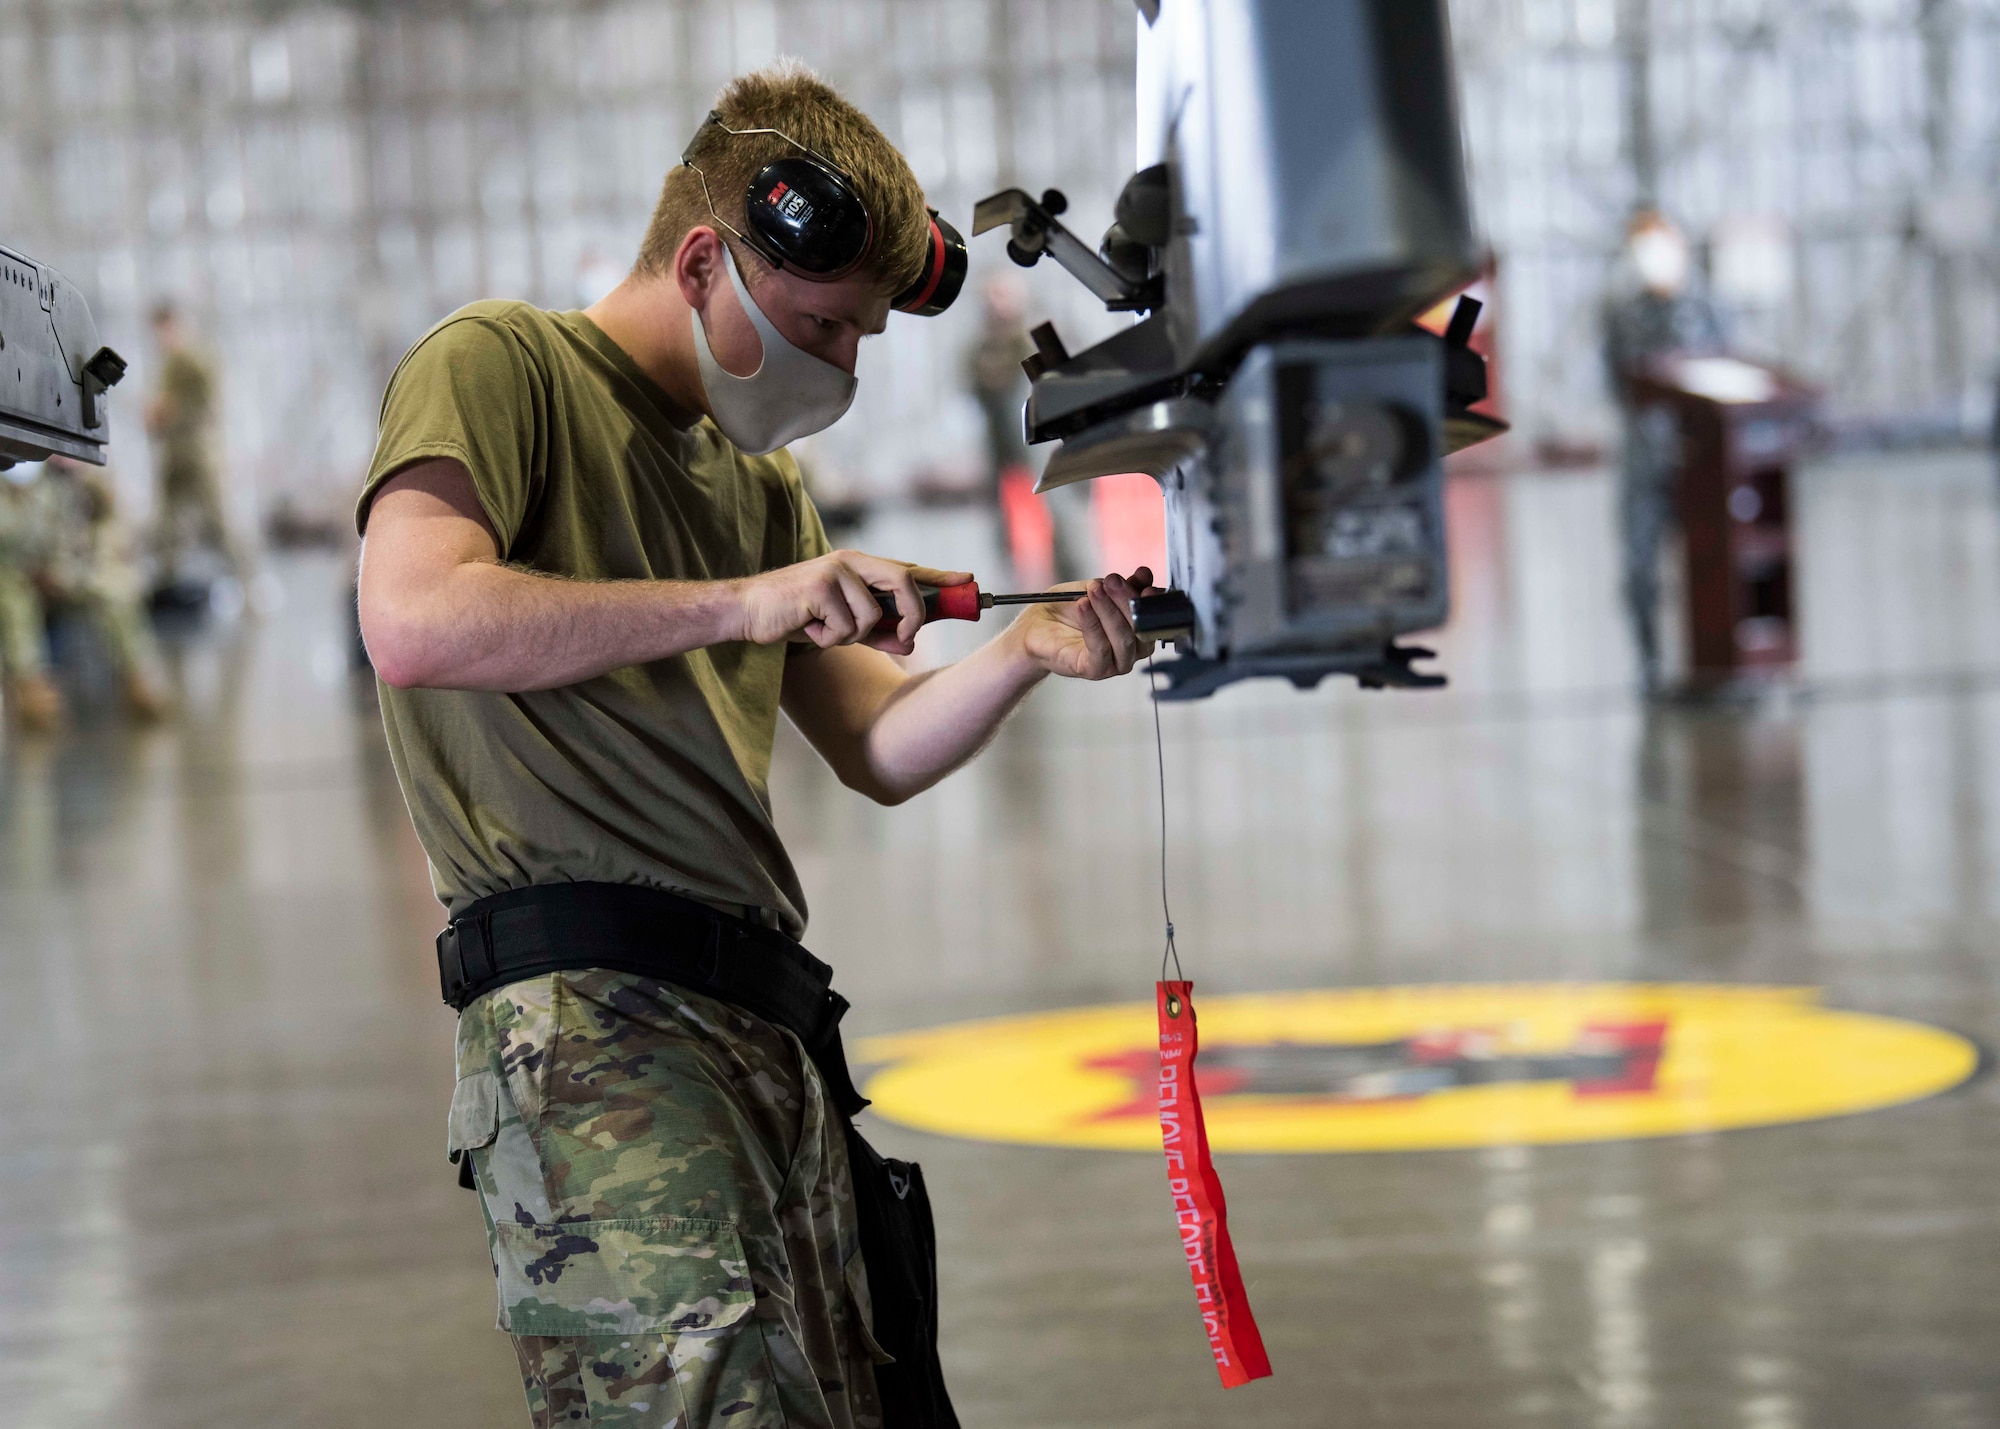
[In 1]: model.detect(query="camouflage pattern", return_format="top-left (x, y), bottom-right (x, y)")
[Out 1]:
top-left (0, 567), bottom-right (46, 680)
top-left (452, 969), bottom-right (889, 1429)
top-left (0, 475), bottom-right (55, 679)
top-left (150, 346), bottom-right (244, 580)
top-left (40, 461), bottom-right (166, 686)
top-left (152, 347), bottom-right (216, 460)
top-left (153, 452), bottom-right (244, 581)
top-left (0, 464), bottom-right (164, 687)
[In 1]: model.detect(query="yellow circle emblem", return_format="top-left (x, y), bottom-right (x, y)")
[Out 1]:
top-left (856, 984), bottom-right (1981, 1153)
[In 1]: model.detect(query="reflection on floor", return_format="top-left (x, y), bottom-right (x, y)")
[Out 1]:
top-left (4, 450), bottom-right (2000, 1428)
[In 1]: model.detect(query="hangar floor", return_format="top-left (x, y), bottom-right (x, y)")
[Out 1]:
top-left (4, 449), bottom-right (2000, 1428)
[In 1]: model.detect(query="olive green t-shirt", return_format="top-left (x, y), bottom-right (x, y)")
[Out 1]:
top-left (356, 301), bottom-right (830, 935)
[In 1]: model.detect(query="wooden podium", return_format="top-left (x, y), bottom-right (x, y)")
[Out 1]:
top-left (1629, 357), bottom-right (1821, 686)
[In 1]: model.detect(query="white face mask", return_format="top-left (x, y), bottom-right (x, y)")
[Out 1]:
top-left (1630, 229), bottom-right (1691, 295)
top-left (691, 245), bottom-right (857, 456)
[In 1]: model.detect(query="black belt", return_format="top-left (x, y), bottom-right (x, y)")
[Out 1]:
top-left (436, 880), bottom-right (868, 1118)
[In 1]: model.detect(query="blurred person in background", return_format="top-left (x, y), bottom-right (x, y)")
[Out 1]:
top-left (966, 272), bottom-right (1034, 506)
top-left (1603, 211), bottom-right (1728, 691)
top-left (357, 64), bottom-right (1151, 1429)
top-left (145, 300), bottom-right (247, 589)
top-left (0, 459), bottom-right (170, 728)
top-left (963, 272), bottom-right (1083, 585)
top-left (39, 456), bottom-right (172, 720)
top-left (0, 464), bottom-right (62, 730)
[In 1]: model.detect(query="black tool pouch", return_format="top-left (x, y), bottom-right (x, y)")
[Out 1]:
top-left (845, 1122), bottom-right (960, 1429)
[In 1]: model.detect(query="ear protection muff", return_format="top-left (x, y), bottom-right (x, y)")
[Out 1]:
top-left (682, 111), bottom-right (965, 317)
top-left (741, 155), bottom-right (874, 280)
top-left (894, 208), bottom-right (968, 317)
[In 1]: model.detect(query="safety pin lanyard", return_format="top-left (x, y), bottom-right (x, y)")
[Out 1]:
top-left (1147, 658), bottom-right (1273, 1388)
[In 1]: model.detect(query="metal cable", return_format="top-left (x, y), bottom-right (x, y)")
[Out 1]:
top-left (1147, 653), bottom-right (1184, 984)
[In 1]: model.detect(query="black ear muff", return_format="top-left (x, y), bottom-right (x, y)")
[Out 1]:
top-left (894, 209), bottom-right (968, 317)
top-left (743, 156), bottom-right (872, 279)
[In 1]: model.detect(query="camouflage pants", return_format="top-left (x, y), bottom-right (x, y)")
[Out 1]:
top-left (0, 569), bottom-right (162, 684)
top-left (451, 970), bottom-right (889, 1429)
top-left (155, 454), bottom-right (244, 578)
top-left (67, 580), bottom-right (165, 682)
top-left (0, 567), bottom-right (47, 678)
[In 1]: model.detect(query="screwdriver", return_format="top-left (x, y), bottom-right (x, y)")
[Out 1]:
top-left (873, 580), bottom-right (1084, 631)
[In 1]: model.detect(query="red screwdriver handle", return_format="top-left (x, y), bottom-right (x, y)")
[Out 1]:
top-left (930, 581), bottom-right (983, 621)
top-left (872, 580), bottom-right (984, 632)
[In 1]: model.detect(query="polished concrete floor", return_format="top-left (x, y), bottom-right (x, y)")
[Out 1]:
top-left (5, 450), bottom-right (2000, 1427)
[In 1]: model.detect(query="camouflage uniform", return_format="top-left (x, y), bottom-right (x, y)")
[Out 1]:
top-left (450, 968), bottom-right (890, 1429)
top-left (39, 461), bottom-right (167, 689)
top-left (150, 346), bottom-right (244, 580)
top-left (0, 475), bottom-right (54, 681)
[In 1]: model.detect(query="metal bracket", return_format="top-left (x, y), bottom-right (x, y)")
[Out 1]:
top-left (1149, 642), bottom-right (1447, 701)
top-left (81, 346), bottom-right (126, 431)
top-left (972, 187), bottom-right (1150, 310)
top-left (1036, 397), bottom-right (1212, 492)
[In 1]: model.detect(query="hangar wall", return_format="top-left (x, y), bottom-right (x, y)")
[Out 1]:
top-left (3, 0), bottom-right (1994, 518)
top-left (1457, 0), bottom-right (2000, 446)
top-left (0, 0), bottom-right (1137, 520)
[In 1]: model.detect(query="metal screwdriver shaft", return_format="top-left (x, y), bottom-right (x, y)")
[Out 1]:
top-left (982, 591), bottom-right (1087, 606)
top-left (873, 581), bottom-right (1083, 629)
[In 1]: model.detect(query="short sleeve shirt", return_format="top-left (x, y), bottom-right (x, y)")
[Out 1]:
top-left (356, 301), bottom-right (831, 934)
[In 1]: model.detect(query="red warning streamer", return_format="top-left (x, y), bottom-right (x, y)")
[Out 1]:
top-left (1156, 980), bottom-right (1273, 1388)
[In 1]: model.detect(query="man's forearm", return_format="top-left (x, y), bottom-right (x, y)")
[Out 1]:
top-left (366, 559), bottom-right (745, 691)
top-left (856, 623), bottom-right (1049, 802)
top-left (785, 573), bottom-right (1150, 805)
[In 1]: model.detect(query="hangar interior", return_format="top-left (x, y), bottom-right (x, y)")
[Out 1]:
top-left (9, 0), bottom-right (2000, 505)
top-left (5, 2), bottom-right (2000, 1428)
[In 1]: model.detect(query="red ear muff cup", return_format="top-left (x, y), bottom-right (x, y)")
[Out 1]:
top-left (894, 211), bottom-right (968, 317)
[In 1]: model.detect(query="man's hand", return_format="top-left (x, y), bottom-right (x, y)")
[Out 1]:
top-left (1007, 567), bottom-right (1157, 680)
top-left (782, 564), bottom-right (1161, 807)
top-left (736, 550), bottom-right (971, 656)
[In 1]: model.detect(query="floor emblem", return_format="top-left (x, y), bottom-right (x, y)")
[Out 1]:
top-left (856, 984), bottom-right (1980, 1152)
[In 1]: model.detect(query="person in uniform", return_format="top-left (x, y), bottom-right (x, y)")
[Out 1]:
top-left (0, 459), bottom-right (172, 728)
top-left (962, 273), bottom-right (1082, 584)
top-left (355, 66), bottom-right (1152, 1429)
top-left (39, 456), bottom-right (172, 720)
top-left (144, 301), bottom-right (245, 585)
top-left (0, 465), bottom-right (62, 730)
top-left (1602, 211), bottom-right (1729, 691)
top-left (964, 273), bottom-right (1034, 505)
